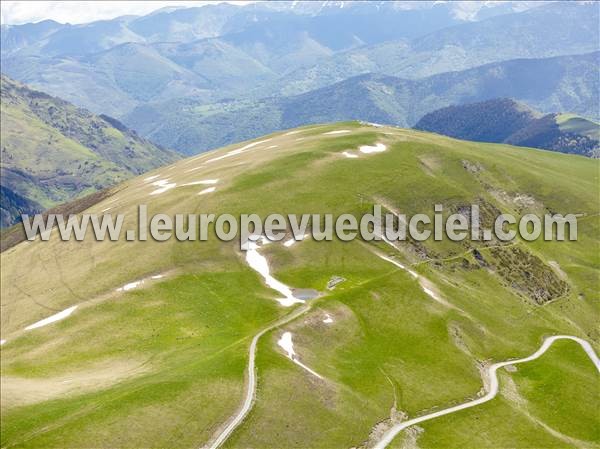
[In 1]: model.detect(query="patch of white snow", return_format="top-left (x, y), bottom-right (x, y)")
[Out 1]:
top-left (324, 130), bottom-right (351, 135)
top-left (117, 280), bottom-right (143, 292)
top-left (277, 332), bottom-right (323, 379)
top-left (283, 234), bottom-right (308, 247)
top-left (206, 139), bottom-right (271, 163)
top-left (359, 143), bottom-right (387, 154)
top-left (150, 179), bottom-right (176, 195)
top-left (198, 187), bottom-right (216, 195)
top-left (25, 306), bottom-right (78, 330)
top-left (244, 240), bottom-right (303, 307)
top-left (181, 179), bottom-right (219, 186)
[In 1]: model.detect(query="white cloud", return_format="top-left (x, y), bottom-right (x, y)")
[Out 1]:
top-left (0, 1), bottom-right (252, 25)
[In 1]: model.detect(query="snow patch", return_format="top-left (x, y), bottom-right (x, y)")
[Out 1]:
top-left (323, 314), bottom-right (333, 324)
top-left (0, 339), bottom-right (6, 345)
top-left (198, 187), bottom-right (216, 195)
top-left (206, 139), bottom-right (271, 163)
top-left (144, 175), bottom-right (160, 182)
top-left (243, 238), bottom-right (303, 307)
top-left (324, 130), bottom-right (351, 135)
top-left (361, 121), bottom-right (385, 128)
top-left (277, 331), bottom-right (323, 379)
top-left (283, 234), bottom-right (308, 247)
top-left (181, 179), bottom-right (219, 186)
top-left (117, 280), bottom-right (143, 292)
top-left (342, 151), bottom-right (359, 158)
top-left (116, 273), bottom-right (167, 293)
top-left (25, 306), bottom-right (78, 330)
top-left (150, 179), bottom-right (176, 195)
top-left (277, 331), bottom-right (295, 358)
top-left (359, 143), bottom-right (387, 154)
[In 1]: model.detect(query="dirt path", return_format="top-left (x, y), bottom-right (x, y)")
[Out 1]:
top-left (205, 304), bottom-right (311, 449)
top-left (373, 335), bottom-right (600, 449)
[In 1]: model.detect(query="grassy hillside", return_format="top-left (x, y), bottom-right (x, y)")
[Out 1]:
top-left (1, 123), bottom-right (598, 448)
top-left (0, 75), bottom-right (179, 227)
top-left (415, 98), bottom-right (600, 157)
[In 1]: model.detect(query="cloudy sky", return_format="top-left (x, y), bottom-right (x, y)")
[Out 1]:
top-left (0, 1), bottom-right (548, 25)
top-left (0, 1), bottom-right (251, 25)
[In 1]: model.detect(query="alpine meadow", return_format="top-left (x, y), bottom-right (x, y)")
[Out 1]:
top-left (0, 2), bottom-right (598, 449)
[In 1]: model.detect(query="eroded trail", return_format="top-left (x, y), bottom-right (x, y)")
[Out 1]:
top-left (373, 335), bottom-right (600, 449)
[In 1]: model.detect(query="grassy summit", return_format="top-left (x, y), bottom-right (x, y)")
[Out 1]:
top-left (0, 123), bottom-right (598, 448)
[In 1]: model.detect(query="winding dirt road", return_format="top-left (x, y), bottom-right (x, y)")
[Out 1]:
top-left (373, 335), bottom-right (600, 449)
top-left (206, 304), bottom-right (310, 449)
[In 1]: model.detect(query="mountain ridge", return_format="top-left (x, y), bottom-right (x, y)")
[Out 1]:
top-left (2, 2), bottom-right (597, 119)
top-left (414, 98), bottom-right (600, 157)
top-left (122, 51), bottom-right (599, 154)
top-left (0, 75), bottom-right (179, 227)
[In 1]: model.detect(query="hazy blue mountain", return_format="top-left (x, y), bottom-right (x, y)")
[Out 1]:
top-left (127, 3), bottom-right (242, 43)
top-left (127, 1), bottom-right (464, 46)
top-left (2, 1), bottom-right (580, 120)
top-left (123, 52), bottom-right (599, 154)
top-left (267, 2), bottom-right (600, 96)
top-left (0, 20), bottom-right (65, 55)
top-left (83, 42), bottom-right (212, 102)
top-left (0, 55), bottom-right (140, 117)
top-left (40, 19), bottom-right (146, 57)
top-left (415, 98), bottom-right (599, 157)
top-left (153, 39), bottom-right (276, 90)
top-left (1, 1), bottom-right (597, 135)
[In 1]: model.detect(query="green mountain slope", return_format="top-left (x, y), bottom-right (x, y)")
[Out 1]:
top-left (0, 75), bottom-right (179, 227)
top-left (1, 123), bottom-right (598, 448)
top-left (414, 98), bottom-right (600, 157)
top-left (123, 52), bottom-right (599, 154)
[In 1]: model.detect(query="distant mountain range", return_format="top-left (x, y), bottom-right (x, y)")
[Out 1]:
top-left (0, 1), bottom-right (598, 223)
top-left (0, 75), bottom-right (178, 227)
top-left (415, 98), bottom-right (600, 157)
top-left (1, 2), bottom-right (597, 118)
top-left (123, 51), bottom-right (599, 154)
